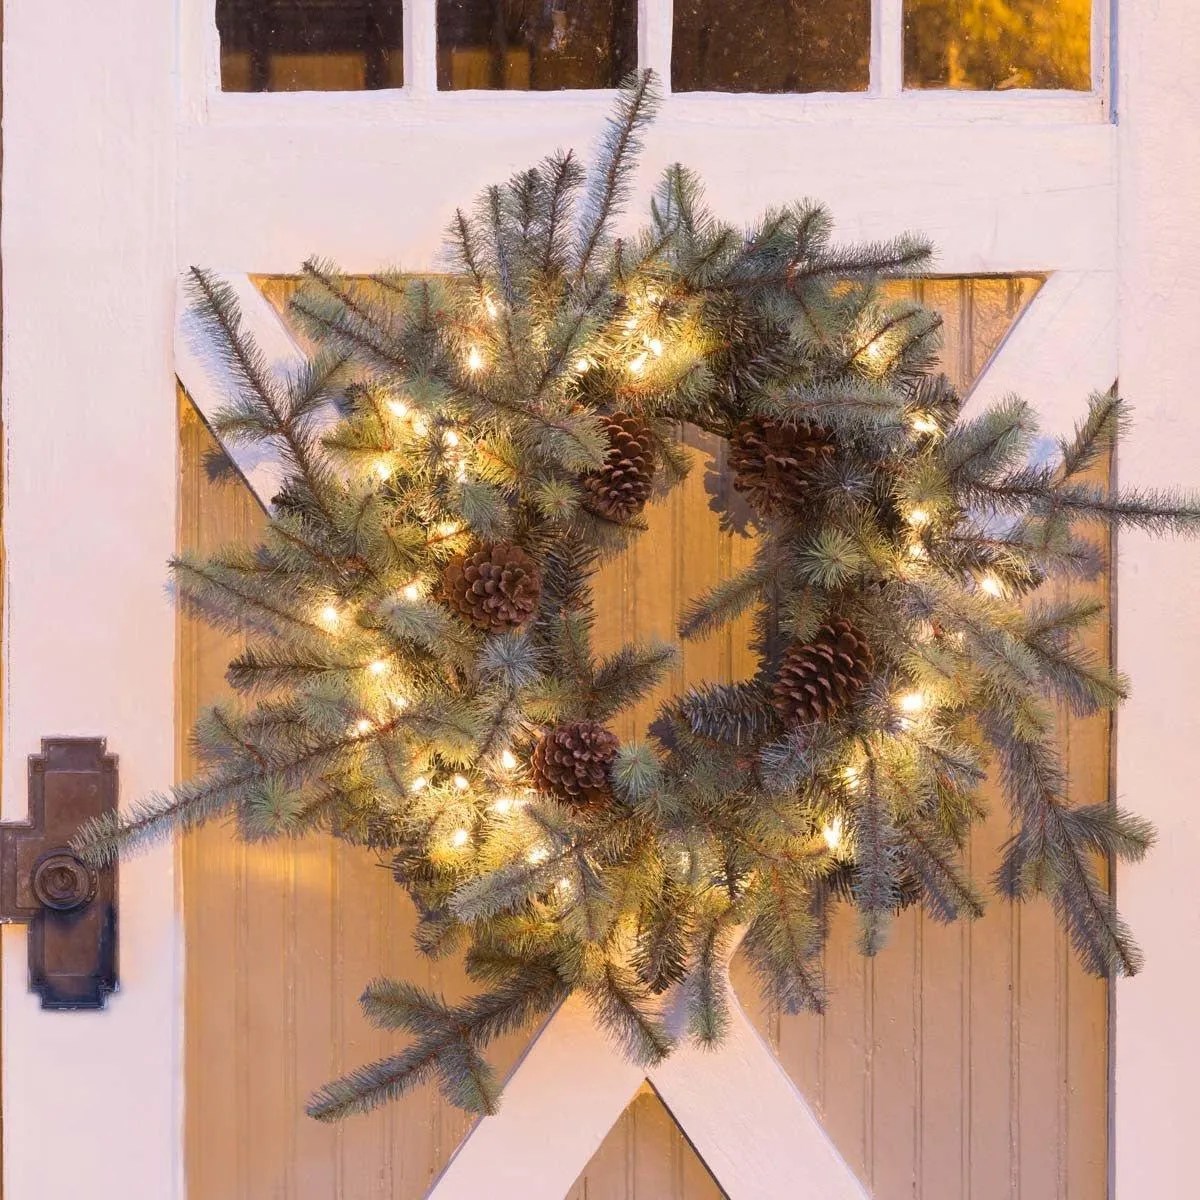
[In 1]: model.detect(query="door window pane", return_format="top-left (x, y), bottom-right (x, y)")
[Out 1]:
top-left (904, 0), bottom-right (1090, 90)
top-left (217, 0), bottom-right (404, 92)
top-left (436, 0), bottom-right (637, 91)
top-left (672, 0), bottom-right (870, 93)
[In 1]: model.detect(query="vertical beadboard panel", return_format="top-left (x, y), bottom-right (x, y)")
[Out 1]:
top-left (565, 1086), bottom-right (726, 1200)
top-left (179, 396), bottom-right (532, 1200)
top-left (732, 277), bottom-right (1111, 1200)
top-left (182, 275), bottom-right (1106, 1199)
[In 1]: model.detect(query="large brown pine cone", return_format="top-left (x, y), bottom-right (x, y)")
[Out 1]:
top-left (530, 721), bottom-right (620, 809)
top-left (582, 412), bottom-right (656, 523)
top-left (441, 542), bottom-right (542, 632)
top-left (773, 619), bottom-right (874, 727)
top-left (730, 416), bottom-right (836, 518)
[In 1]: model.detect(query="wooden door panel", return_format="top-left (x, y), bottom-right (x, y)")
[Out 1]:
top-left (566, 1085), bottom-right (725, 1200)
top-left (180, 275), bottom-right (1106, 1199)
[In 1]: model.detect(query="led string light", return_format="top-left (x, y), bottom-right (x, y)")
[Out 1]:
top-left (822, 815), bottom-right (844, 853)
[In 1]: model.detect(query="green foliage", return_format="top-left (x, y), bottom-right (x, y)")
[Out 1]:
top-left (74, 72), bottom-right (1200, 1123)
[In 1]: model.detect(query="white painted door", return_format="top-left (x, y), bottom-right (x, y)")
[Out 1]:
top-left (4, 1), bottom-right (1199, 1196)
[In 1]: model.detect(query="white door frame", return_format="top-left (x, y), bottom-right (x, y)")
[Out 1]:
top-left (4, 1), bottom-right (1196, 1196)
top-left (1, 3), bottom-right (181, 1199)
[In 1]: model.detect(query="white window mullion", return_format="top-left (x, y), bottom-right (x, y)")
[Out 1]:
top-left (874, 0), bottom-right (904, 97)
top-left (1094, 0), bottom-right (1113, 114)
top-left (641, 0), bottom-right (674, 93)
top-left (408, 0), bottom-right (439, 96)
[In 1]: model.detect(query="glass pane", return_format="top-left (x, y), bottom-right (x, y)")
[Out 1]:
top-left (904, 0), bottom-right (1091, 90)
top-left (437, 0), bottom-right (637, 91)
top-left (672, 0), bottom-right (870, 93)
top-left (217, 0), bottom-right (404, 93)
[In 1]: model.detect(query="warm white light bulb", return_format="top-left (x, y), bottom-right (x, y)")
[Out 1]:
top-left (484, 297), bottom-right (498, 320)
top-left (898, 691), bottom-right (926, 714)
top-left (368, 659), bottom-right (388, 676)
top-left (491, 796), bottom-right (513, 814)
top-left (453, 774), bottom-right (470, 791)
top-left (444, 429), bottom-right (460, 448)
top-left (911, 414), bottom-right (938, 435)
top-left (467, 346), bottom-right (484, 373)
top-left (648, 338), bottom-right (664, 357)
top-left (908, 542), bottom-right (927, 560)
top-left (841, 765), bottom-right (861, 790)
top-left (822, 816), bottom-right (844, 852)
top-left (500, 749), bottom-right (517, 771)
top-left (907, 507), bottom-right (930, 528)
top-left (374, 460), bottom-right (392, 482)
top-left (438, 521), bottom-right (460, 538)
top-left (979, 574), bottom-right (1003, 597)
top-left (410, 776), bottom-right (428, 793)
top-left (411, 415), bottom-right (430, 438)
top-left (355, 719), bottom-right (373, 735)
top-left (527, 846), bottom-right (550, 865)
top-left (402, 583), bottom-right (421, 603)
top-left (387, 398), bottom-right (409, 418)
top-left (450, 828), bottom-right (470, 848)
top-left (575, 357), bottom-right (590, 373)
top-left (624, 316), bottom-right (638, 331)
top-left (319, 605), bottom-right (340, 627)
top-left (389, 692), bottom-right (410, 711)
top-left (628, 352), bottom-right (648, 375)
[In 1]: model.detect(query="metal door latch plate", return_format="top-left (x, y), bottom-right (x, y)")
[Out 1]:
top-left (0, 738), bottom-right (118, 1009)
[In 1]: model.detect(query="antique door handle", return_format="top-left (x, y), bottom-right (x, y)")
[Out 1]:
top-left (0, 738), bottom-right (118, 1009)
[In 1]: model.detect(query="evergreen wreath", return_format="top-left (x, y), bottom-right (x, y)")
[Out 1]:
top-left (77, 73), bottom-right (1200, 1122)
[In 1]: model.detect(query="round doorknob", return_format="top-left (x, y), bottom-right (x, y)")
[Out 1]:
top-left (31, 849), bottom-right (97, 912)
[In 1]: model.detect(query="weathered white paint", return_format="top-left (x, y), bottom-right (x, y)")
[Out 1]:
top-left (175, 273), bottom-right (309, 505)
top-left (429, 980), bottom-right (868, 1200)
top-left (1, 2), bottom-right (181, 1198)
top-left (177, 0), bottom-right (1116, 282)
top-left (1114, 0), bottom-right (1200, 1197)
top-left (964, 269), bottom-right (1118, 434)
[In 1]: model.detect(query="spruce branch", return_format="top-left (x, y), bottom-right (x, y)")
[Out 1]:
top-left (308, 966), bottom-right (566, 1120)
top-left (188, 267), bottom-right (339, 525)
top-left (575, 69), bottom-right (660, 283)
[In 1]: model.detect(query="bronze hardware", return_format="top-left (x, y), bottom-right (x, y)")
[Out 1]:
top-left (0, 738), bottom-right (118, 1009)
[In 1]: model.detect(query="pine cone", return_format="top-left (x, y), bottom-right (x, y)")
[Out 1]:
top-left (530, 721), bottom-right (620, 809)
top-left (442, 542), bottom-right (542, 632)
top-left (582, 412), bottom-right (656, 523)
top-left (729, 416), bottom-right (835, 518)
top-left (773, 619), bottom-right (874, 727)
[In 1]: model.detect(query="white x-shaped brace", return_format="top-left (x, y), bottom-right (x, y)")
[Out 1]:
top-left (176, 269), bottom-right (1116, 1199)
